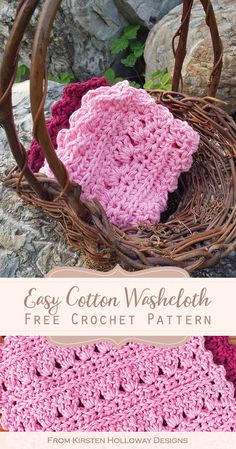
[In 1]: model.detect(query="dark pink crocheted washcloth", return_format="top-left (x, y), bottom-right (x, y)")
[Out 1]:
top-left (205, 337), bottom-right (236, 397)
top-left (28, 77), bottom-right (109, 172)
top-left (0, 336), bottom-right (236, 432)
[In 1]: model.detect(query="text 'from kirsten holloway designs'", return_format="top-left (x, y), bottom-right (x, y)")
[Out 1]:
top-left (23, 285), bottom-right (212, 328)
top-left (47, 436), bottom-right (189, 445)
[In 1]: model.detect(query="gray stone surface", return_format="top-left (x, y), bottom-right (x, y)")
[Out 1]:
top-left (0, 188), bottom-right (85, 277)
top-left (0, 0), bottom-right (127, 80)
top-left (0, 81), bottom-right (85, 277)
top-left (0, 0), bottom-right (181, 81)
top-left (115, 0), bottom-right (181, 29)
top-left (62, 0), bottom-right (127, 79)
top-left (0, 81), bottom-right (235, 277)
top-left (194, 252), bottom-right (236, 278)
top-left (144, 0), bottom-right (236, 114)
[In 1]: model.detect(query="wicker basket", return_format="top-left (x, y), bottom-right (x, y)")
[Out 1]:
top-left (0, 0), bottom-right (235, 272)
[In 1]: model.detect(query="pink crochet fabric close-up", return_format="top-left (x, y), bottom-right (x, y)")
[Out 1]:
top-left (40, 81), bottom-right (200, 228)
top-left (205, 336), bottom-right (236, 397)
top-left (0, 336), bottom-right (236, 432)
top-left (28, 77), bottom-right (109, 172)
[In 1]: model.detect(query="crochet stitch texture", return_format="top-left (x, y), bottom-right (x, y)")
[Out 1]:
top-left (205, 336), bottom-right (236, 397)
top-left (28, 77), bottom-right (109, 172)
top-left (0, 336), bottom-right (236, 432)
top-left (40, 81), bottom-right (200, 228)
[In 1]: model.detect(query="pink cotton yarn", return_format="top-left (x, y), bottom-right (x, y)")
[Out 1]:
top-left (28, 77), bottom-right (109, 172)
top-left (0, 336), bottom-right (236, 432)
top-left (40, 81), bottom-right (199, 228)
top-left (205, 337), bottom-right (236, 397)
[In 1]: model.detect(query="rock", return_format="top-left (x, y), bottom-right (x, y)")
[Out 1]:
top-left (0, 81), bottom-right (85, 277)
top-left (0, 80), bottom-right (64, 173)
top-left (193, 252), bottom-right (236, 278)
top-left (64, 0), bottom-right (127, 79)
top-left (0, 1), bottom-right (75, 78)
top-left (0, 0), bottom-right (127, 80)
top-left (144, 0), bottom-right (236, 113)
top-left (0, 1), bottom-right (182, 81)
top-left (115, 0), bottom-right (181, 29)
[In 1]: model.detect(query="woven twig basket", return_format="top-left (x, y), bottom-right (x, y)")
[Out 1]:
top-left (0, 0), bottom-right (235, 272)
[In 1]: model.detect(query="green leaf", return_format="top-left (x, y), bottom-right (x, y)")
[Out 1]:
top-left (151, 83), bottom-right (162, 90)
top-left (129, 40), bottom-right (144, 58)
top-left (160, 72), bottom-right (171, 85)
top-left (104, 68), bottom-right (116, 83)
top-left (104, 68), bottom-right (124, 84)
top-left (129, 81), bottom-right (141, 88)
top-left (121, 52), bottom-right (138, 67)
top-left (144, 68), bottom-right (172, 91)
top-left (104, 68), bottom-right (118, 84)
top-left (151, 70), bottom-right (162, 80)
top-left (48, 75), bottom-right (56, 82)
top-left (60, 72), bottom-right (75, 84)
top-left (123, 24), bottom-right (140, 40)
top-left (114, 77), bottom-right (124, 83)
top-left (15, 65), bottom-right (30, 83)
top-left (143, 79), bottom-right (153, 89)
top-left (163, 83), bottom-right (172, 91)
top-left (110, 36), bottom-right (129, 54)
top-left (48, 72), bottom-right (75, 85)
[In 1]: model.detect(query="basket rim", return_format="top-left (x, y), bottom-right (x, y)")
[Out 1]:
top-left (3, 91), bottom-right (236, 272)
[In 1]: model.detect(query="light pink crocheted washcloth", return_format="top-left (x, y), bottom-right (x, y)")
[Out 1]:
top-left (0, 336), bottom-right (236, 432)
top-left (40, 81), bottom-right (199, 228)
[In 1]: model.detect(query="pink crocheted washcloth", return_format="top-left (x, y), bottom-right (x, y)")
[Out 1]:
top-left (28, 77), bottom-right (109, 172)
top-left (205, 337), bottom-right (236, 397)
top-left (40, 81), bottom-right (199, 228)
top-left (0, 336), bottom-right (235, 432)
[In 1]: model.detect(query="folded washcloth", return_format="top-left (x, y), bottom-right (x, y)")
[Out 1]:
top-left (28, 77), bottom-right (109, 173)
top-left (0, 336), bottom-right (235, 432)
top-left (40, 81), bottom-right (199, 228)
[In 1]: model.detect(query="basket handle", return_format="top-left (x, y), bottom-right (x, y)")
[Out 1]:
top-left (172, 0), bottom-right (223, 97)
top-left (0, 0), bottom-right (48, 199)
top-left (30, 0), bottom-right (90, 219)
